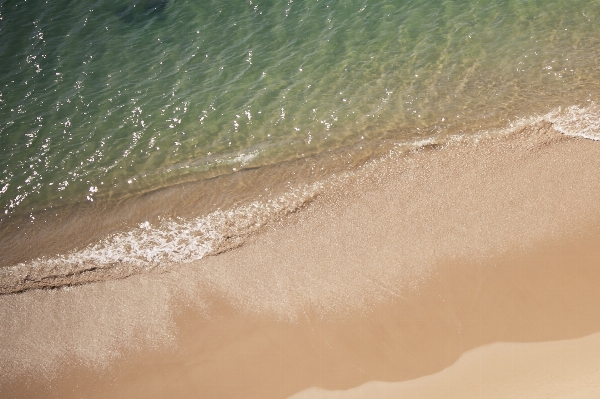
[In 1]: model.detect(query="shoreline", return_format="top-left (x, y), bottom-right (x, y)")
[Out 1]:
top-left (2, 120), bottom-right (600, 398)
top-left (2, 105), bottom-right (598, 291)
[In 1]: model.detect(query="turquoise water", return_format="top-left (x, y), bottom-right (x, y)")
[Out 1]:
top-left (1, 0), bottom-right (599, 218)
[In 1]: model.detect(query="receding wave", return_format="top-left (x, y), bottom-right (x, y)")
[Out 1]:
top-left (1, 104), bottom-right (599, 296)
top-left (0, 184), bottom-right (322, 295)
top-left (545, 104), bottom-right (600, 141)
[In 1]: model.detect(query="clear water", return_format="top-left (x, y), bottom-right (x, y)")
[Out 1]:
top-left (1, 0), bottom-right (599, 218)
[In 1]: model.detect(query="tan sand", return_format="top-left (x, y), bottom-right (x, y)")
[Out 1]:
top-left (2, 123), bottom-right (600, 398)
top-left (290, 332), bottom-right (600, 399)
top-left (7, 216), bottom-right (600, 399)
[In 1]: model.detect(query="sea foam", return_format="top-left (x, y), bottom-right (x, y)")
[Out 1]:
top-left (545, 104), bottom-right (600, 141)
top-left (0, 183), bottom-right (322, 295)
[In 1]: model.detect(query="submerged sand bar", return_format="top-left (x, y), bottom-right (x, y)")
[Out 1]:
top-left (2, 121), bottom-right (600, 398)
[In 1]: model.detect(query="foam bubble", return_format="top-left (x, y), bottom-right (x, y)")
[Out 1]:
top-left (0, 183), bottom-right (322, 294)
top-left (231, 150), bottom-right (260, 166)
top-left (545, 104), bottom-right (600, 141)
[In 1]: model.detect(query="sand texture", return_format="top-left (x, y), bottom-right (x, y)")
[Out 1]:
top-left (2, 123), bottom-right (600, 398)
top-left (291, 332), bottom-right (600, 399)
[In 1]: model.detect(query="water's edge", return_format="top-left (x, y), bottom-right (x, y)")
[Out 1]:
top-left (1, 104), bottom-right (599, 295)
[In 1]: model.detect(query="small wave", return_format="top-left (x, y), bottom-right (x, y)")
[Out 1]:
top-left (545, 103), bottom-right (600, 141)
top-left (0, 183), bottom-right (322, 295)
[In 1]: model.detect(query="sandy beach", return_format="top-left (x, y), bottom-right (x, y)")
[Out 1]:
top-left (2, 122), bottom-right (600, 398)
top-left (2, 1), bottom-right (600, 397)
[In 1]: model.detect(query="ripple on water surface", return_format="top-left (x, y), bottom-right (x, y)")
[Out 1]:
top-left (0, 0), bottom-right (599, 217)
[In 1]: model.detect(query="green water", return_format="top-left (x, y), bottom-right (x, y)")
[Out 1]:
top-left (1, 0), bottom-right (599, 217)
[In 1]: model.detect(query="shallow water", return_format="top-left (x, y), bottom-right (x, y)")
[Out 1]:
top-left (1, 0), bottom-right (599, 217)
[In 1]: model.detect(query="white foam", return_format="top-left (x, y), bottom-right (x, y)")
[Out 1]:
top-left (0, 182), bottom-right (322, 294)
top-left (545, 104), bottom-right (600, 141)
top-left (231, 150), bottom-right (260, 166)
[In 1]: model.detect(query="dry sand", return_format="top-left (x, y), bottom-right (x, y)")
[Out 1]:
top-left (2, 122), bottom-right (600, 398)
top-left (291, 333), bottom-right (600, 399)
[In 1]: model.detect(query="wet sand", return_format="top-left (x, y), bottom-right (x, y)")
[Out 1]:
top-left (2, 122), bottom-right (600, 398)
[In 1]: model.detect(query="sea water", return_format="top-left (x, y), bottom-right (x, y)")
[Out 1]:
top-left (1, 0), bottom-right (599, 280)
